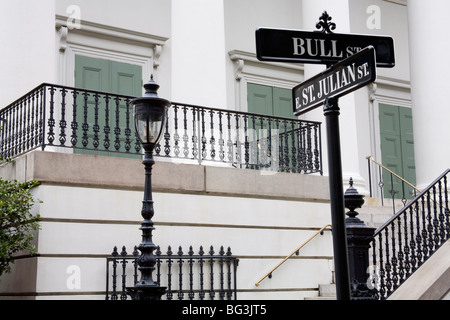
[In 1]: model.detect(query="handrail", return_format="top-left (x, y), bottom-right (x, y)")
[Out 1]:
top-left (366, 155), bottom-right (420, 193)
top-left (254, 224), bottom-right (332, 287)
top-left (367, 155), bottom-right (448, 215)
top-left (374, 168), bottom-right (450, 235)
top-left (369, 168), bottom-right (449, 299)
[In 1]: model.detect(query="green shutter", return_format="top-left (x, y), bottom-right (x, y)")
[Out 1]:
top-left (74, 55), bottom-right (142, 158)
top-left (75, 55), bottom-right (110, 92)
top-left (247, 83), bottom-right (296, 172)
top-left (110, 60), bottom-right (142, 96)
top-left (247, 83), bottom-right (273, 116)
top-left (247, 83), bottom-right (295, 119)
top-left (379, 104), bottom-right (416, 199)
top-left (272, 87), bottom-right (294, 119)
top-left (399, 107), bottom-right (416, 188)
top-left (109, 59), bottom-right (142, 158)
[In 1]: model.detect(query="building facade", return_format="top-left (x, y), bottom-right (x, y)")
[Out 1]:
top-left (0, 0), bottom-right (448, 300)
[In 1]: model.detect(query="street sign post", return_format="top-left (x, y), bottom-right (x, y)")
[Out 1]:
top-left (256, 27), bottom-right (394, 68)
top-left (255, 11), bottom-right (387, 300)
top-left (322, 95), bottom-right (350, 300)
top-left (293, 46), bottom-right (376, 115)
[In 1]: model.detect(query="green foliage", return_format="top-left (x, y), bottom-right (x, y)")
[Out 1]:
top-left (0, 179), bottom-right (41, 277)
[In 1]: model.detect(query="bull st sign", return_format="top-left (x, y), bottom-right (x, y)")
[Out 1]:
top-left (255, 27), bottom-right (394, 68)
top-left (293, 46), bottom-right (376, 116)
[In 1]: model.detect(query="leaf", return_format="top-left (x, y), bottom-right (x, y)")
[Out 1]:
top-left (0, 178), bottom-right (41, 277)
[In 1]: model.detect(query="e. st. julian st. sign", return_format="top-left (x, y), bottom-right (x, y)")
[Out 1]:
top-left (292, 46), bottom-right (376, 115)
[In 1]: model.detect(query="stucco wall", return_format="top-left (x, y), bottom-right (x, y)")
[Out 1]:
top-left (0, 150), bottom-right (335, 300)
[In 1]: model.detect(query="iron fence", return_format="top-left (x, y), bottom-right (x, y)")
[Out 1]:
top-left (368, 169), bottom-right (449, 299)
top-left (106, 245), bottom-right (239, 300)
top-left (0, 83), bottom-right (322, 174)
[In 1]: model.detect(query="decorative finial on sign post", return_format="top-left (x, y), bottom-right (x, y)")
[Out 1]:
top-left (316, 11), bottom-right (336, 34)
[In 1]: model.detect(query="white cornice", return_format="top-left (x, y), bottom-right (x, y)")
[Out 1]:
top-left (228, 50), bottom-right (304, 87)
top-left (375, 75), bottom-right (410, 90)
top-left (229, 50), bottom-right (304, 73)
top-left (384, 0), bottom-right (407, 6)
top-left (228, 50), bottom-right (305, 110)
top-left (55, 15), bottom-right (169, 47)
top-left (372, 76), bottom-right (411, 107)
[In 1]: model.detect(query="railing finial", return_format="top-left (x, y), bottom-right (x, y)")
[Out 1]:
top-left (344, 177), bottom-right (365, 221)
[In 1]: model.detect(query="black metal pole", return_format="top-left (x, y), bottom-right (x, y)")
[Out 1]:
top-left (127, 146), bottom-right (166, 300)
top-left (323, 97), bottom-right (351, 300)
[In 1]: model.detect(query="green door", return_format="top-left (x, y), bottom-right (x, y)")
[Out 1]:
top-left (247, 83), bottom-right (295, 119)
top-left (75, 55), bottom-right (142, 158)
top-left (247, 83), bottom-right (296, 171)
top-left (273, 87), bottom-right (295, 119)
top-left (398, 107), bottom-right (416, 189)
top-left (379, 104), bottom-right (416, 199)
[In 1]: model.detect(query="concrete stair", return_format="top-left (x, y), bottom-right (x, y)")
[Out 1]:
top-left (305, 283), bottom-right (336, 300)
top-left (305, 239), bottom-right (450, 300)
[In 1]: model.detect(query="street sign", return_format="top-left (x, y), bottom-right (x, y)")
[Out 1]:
top-left (293, 46), bottom-right (376, 116)
top-left (255, 11), bottom-right (389, 300)
top-left (256, 28), bottom-right (394, 68)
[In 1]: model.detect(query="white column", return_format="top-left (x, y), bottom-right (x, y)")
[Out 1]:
top-left (171, 0), bottom-right (228, 108)
top-left (407, 0), bottom-right (450, 189)
top-left (0, 0), bottom-right (56, 107)
top-left (301, 0), bottom-right (367, 193)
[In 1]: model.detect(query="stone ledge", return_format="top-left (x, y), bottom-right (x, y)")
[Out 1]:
top-left (205, 165), bottom-right (329, 201)
top-left (1, 150), bottom-right (330, 202)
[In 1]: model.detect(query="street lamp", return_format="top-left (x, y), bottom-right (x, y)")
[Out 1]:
top-left (127, 76), bottom-right (170, 300)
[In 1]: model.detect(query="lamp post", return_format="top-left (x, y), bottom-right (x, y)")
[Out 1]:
top-left (127, 76), bottom-right (170, 300)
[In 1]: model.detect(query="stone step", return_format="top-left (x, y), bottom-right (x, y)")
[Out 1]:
top-left (305, 296), bottom-right (336, 300)
top-left (319, 283), bottom-right (336, 297)
top-left (304, 283), bottom-right (336, 300)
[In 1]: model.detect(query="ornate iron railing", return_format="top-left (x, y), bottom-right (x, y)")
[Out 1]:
top-left (368, 169), bottom-right (450, 299)
top-left (105, 245), bottom-right (239, 300)
top-left (0, 83), bottom-right (323, 174)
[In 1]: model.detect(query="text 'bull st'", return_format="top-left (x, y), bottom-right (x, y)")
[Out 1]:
top-left (292, 37), bottom-right (364, 59)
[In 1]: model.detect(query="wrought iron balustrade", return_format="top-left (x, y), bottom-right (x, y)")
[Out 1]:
top-left (105, 245), bottom-right (239, 300)
top-left (0, 83), bottom-right (322, 174)
top-left (368, 169), bottom-right (449, 299)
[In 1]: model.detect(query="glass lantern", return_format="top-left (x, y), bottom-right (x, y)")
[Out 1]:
top-left (131, 76), bottom-right (170, 149)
